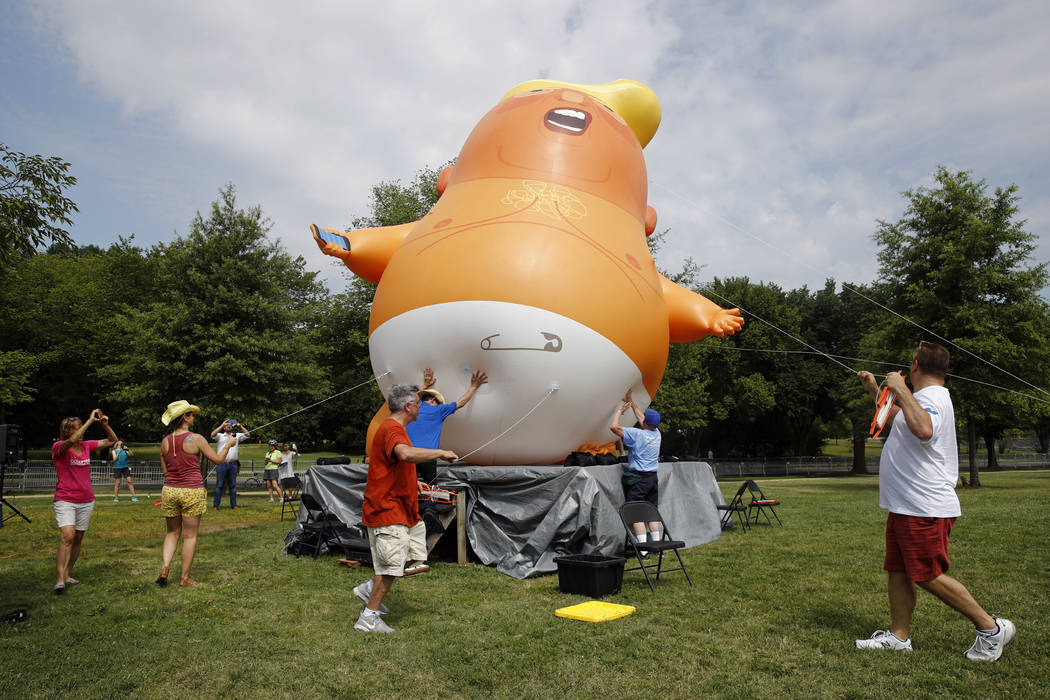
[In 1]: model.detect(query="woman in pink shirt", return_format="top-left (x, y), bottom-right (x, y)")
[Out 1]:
top-left (52, 409), bottom-right (118, 594)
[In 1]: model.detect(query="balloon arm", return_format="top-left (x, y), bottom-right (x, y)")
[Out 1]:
top-left (310, 221), bottom-right (417, 284)
top-left (659, 274), bottom-right (745, 342)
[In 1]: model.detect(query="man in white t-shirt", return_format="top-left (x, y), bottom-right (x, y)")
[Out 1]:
top-left (854, 341), bottom-right (1014, 662)
top-left (210, 419), bottom-right (250, 510)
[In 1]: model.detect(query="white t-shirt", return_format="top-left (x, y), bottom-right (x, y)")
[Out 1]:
top-left (215, 431), bottom-right (249, 462)
top-left (878, 384), bottom-right (960, 518)
top-left (279, 450), bottom-right (297, 480)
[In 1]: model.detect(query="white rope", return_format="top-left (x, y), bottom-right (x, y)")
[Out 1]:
top-left (702, 287), bottom-right (860, 376)
top-left (453, 387), bottom-right (557, 463)
top-left (709, 345), bottom-right (1050, 406)
top-left (246, 371), bottom-right (391, 434)
top-left (650, 177), bottom-right (1050, 399)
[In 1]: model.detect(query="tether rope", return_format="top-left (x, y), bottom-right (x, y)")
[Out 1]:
top-left (453, 387), bottom-right (557, 464)
top-left (650, 177), bottom-right (1050, 399)
top-left (245, 371), bottom-right (390, 434)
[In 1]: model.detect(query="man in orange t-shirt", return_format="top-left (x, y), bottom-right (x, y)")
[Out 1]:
top-left (353, 383), bottom-right (458, 634)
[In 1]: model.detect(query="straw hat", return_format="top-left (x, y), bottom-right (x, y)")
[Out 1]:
top-left (161, 400), bottom-right (201, 426)
top-left (419, 388), bottom-right (445, 404)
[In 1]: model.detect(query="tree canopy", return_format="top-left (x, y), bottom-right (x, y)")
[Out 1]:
top-left (0, 142), bottom-right (78, 265)
top-left (3, 163), bottom-right (1048, 472)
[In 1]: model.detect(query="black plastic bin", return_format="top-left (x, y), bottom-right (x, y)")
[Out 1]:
top-left (553, 554), bottom-right (626, 598)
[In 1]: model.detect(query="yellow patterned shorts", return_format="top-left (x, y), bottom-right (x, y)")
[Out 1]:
top-left (161, 486), bottom-right (207, 517)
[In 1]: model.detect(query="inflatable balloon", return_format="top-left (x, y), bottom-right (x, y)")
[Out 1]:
top-left (311, 79), bottom-right (743, 465)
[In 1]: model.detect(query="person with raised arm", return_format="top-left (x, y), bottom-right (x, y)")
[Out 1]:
top-left (609, 391), bottom-right (662, 555)
top-left (156, 400), bottom-right (234, 587)
top-left (52, 409), bottom-right (119, 594)
top-left (855, 341), bottom-right (1015, 661)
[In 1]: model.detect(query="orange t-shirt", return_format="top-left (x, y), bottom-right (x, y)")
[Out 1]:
top-left (361, 418), bottom-right (419, 528)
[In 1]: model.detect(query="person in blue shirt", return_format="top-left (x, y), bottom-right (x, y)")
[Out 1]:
top-left (610, 391), bottom-right (662, 552)
top-left (407, 367), bottom-right (487, 535)
top-left (110, 440), bottom-right (139, 502)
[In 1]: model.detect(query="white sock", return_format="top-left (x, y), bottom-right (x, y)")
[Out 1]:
top-left (634, 534), bottom-right (646, 544)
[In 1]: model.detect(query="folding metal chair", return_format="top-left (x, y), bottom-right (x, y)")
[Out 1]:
top-left (745, 480), bottom-right (781, 526)
top-left (298, 491), bottom-right (336, 557)
top-left (280, 475), bottom-right (303, 521)
top-left (618, 500), bottom-right (693, 593)
top-left (717, 481), bottom-right (750, 531)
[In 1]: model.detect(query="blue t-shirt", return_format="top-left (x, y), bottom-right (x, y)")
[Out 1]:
top-left (406, 402), bottom-right (458, 449)
top-left (112, 448), bottom-right (129, 470)
top-left (621, 426), bottom-right (661, 473)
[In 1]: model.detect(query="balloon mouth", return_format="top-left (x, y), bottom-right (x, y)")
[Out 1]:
top-left (544, 107), bottom-right (590, 136)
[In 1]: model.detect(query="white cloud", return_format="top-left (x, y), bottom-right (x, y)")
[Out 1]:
top-left (16, 0), bottom-right (1049, 295)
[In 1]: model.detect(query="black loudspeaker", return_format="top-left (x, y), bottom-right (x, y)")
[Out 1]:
top-left (0, 425), bottom-right (20, 463)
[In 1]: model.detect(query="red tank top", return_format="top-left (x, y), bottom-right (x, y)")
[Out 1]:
top-left (163, 432), bottom-right (204, 488)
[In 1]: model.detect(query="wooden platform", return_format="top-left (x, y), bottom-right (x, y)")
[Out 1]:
top-left (425, 491), bottom-right (468, 564)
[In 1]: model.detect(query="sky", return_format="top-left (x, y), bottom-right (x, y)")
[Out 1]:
top-left (2, 0), bottom-right (1048, 298)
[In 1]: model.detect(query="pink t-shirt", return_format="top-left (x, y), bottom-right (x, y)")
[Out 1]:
top-left (53, 439), bottom-right (99, 503)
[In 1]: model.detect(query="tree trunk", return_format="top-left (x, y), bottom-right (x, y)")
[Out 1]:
top-left (967, 415), bottom-right (980, 487)
top-left (981, 425), bottom-right (1000, 470)
top-left (1036, 422), bottom-right (1049, 454)
top-left (851, 422), bottom-right (868, 474)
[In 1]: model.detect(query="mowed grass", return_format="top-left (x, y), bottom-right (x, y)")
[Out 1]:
top-left (1, 472), bottom-right (1047, 699)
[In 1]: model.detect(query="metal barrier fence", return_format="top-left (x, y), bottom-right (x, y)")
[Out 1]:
top-left (0, 459), bottom-right (319, 492)
top-left (3, 453), bottom-right (1046, 493)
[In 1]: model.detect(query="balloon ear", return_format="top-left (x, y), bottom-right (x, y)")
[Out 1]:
top-left (437, 166), bottom-right (454, 196)
top-left (645, 206), bottom-right (657, 236)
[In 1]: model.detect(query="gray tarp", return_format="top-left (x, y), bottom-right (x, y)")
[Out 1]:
top-left (296, 461), bottom-right (724, 579)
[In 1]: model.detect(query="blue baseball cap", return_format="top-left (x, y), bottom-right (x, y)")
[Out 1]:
top-left (643, 408), bottom-right (661, 427)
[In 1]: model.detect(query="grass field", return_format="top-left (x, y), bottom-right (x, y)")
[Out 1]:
top-left (1, 472), bottom-right (1047, 698)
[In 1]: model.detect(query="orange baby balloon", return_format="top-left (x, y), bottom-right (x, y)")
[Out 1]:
top-left (311, 79), bottom-right (742, 465)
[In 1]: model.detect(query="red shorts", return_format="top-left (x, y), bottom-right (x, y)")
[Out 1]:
top-left (884, 513), bottom-right (955, 582)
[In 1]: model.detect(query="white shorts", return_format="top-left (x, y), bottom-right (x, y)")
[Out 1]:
top-left (54, 500), bottom-right (95, 531)
top-left (367, 521), bottom-right (427, 576)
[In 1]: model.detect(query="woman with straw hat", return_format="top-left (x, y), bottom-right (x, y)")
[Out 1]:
top-left (156, 400), bottom-right (234, 587)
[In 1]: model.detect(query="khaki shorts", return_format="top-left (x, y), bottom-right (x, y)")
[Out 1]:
top-left (367, 522), bottom-right (427, 576)
top-left (54, 500), bottom-right (95, 531)
top-left (161, 486), bottom-right (207, 517)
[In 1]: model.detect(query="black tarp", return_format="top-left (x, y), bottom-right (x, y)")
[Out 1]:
top-left (287, 461), bottom-right (724, 579)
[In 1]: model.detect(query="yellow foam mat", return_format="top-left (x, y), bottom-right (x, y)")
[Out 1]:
top-left (555, 601), bottom-right (636, 622)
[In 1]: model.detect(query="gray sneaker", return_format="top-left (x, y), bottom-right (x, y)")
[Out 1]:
top-left (964, 617), bottom-right (1016, 662)
top-left (352, 581), bottom-right (388, 614)
top-left (353, 608), bottom-right (394, 633)
top-left (855, 629), bottom-right (912, 651)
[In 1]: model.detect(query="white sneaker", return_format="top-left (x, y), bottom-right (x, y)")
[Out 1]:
top-left (352, 581), bottom-right (388, 614)
top-left (404, 561), bottom-right (430, 576)
top-left (269, 498), bottom-right (274, 502)
top-left (353, 608), bottom-right (394, 633)
top-left (65, 577), bottom-right (79, 586)
top-left (964, 617), bottom-right (1016, 662)
top-left (855, 629), bottom-right (913, 651)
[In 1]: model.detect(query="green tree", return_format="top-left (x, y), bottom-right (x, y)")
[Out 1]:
top-left (865, 167), bottom-right (1050, 486)
top-left (0, 239), bottom-right (156, 444)
top-left (0, 143), bottom-right (78, 265)
top-left (101, 185), bottom-right (330, 441)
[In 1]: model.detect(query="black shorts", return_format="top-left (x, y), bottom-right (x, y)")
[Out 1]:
top-left (417, 460), bottom-right (438, 484)
top-left (113, 468), bottom-right (131, 479)
top-left (264, 469), bottom-right (280, 481)
top-left (623, 471), bottom-right (658, 505)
